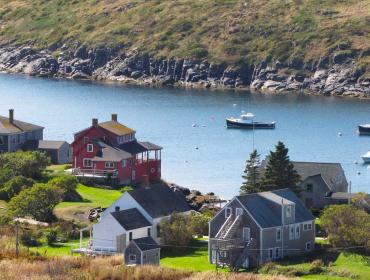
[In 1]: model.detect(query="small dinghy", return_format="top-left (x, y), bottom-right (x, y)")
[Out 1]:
top-left (362, 151), bottom-right (370, 163)
top-left (226, 113), bottom-right (276, 129)
top-left (358, 124), bottom-right (370, 135)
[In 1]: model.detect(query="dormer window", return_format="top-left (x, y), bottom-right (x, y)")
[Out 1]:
top-left (87, 144), bottom-right (93, 152)
top-left (286, 205), bottom-right (292, 218)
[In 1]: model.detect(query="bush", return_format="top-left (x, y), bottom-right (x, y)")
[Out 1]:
top-left (0, 176), bottom-right (34, 201)
top-left (160, 213), bottom-right (192, 247)
top-left (188, 212), bottom-right (211, 236)
top-left (48, 175), bottom-right (82, 202)
top-left (309, 259), bottom-right (324, 274)
top-left (8, 183), bottom-right (63, 222)
top-left (45, 228), bottom-right (58, 245)
top-left (20, 230), bottom-right (39, 247)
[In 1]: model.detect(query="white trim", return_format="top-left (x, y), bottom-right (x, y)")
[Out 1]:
top-left (295, 223), bottom-right (301, 239)
top-left (209, 199), bottom-right (233, 223)
top-left (289, 224), bottom-right (295, 240)
top-left (225, 207), bottom-right (232, 218)
top-left (303, 221), bottom-right (313, 231)
top-left (87, 143), bottom-right (94, 152)
top-left (236, 207), bottom-right (243, 216)
top-left (276, 227), bottom-right (281, 242)
top-left (260, 228), bottom-right (263, 264)
top-left (105, 161), bottom-right (115, 168)
top-left (305, 241), bottom-right (312, 251)
top-left (243, 227), bottom-right (250, 242)
top-left (128, 254), bottom-right (137, 262)
top-left (83, 158), bottom-right (93, 167)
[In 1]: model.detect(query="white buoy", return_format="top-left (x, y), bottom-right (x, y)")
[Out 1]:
top-left (338, 132), bottom-right (342, 136)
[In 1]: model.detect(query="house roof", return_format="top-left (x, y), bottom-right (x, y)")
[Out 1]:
top-left (236, 188), bottom-right (315, 228)
top-left (111, 208), bottom-right (152, 230)
top-left (260, 160), bottom-right (347, 190)
top-left (23, 140), bottom-right (68, 150)
top-left (93, 141), bottom-right (132, 162)
top-left (99, 121), bottom-right (135, 136)
top-left (0, 116), bottom-right (43, 134)
top-left (119, 141), bottom-right (148, 154)
top-left (129, 183), bottom-right (191, 218)
top-left (132, 237), bottom-right (160, 251)
top-left (139, 141), bottom-right (163, 151)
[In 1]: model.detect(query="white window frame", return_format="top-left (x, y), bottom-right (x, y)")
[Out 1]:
top-left (87, 144), bottom-right (94, 152)
top-left (295, 224), bottom-right (300, 239)
top-left (286, 205), bottom-right (292, 218)
top-left (122, 159), bottom-right (127, 168)
top-left (243, 227), bottom-right (250, 242)
top-left (236, 208), bottom-right (243, 216)
top-left (83, 137), bottom-right (89, 144)
top-left (129, 254), bottom-right (136, 262)
top-left (105, 162), bottom-right (115, 168)
top-left (303, 222), bottom-right (312, 231)
top-left (83, 158), bottom-right (92, 167)
top-left (305, 241), bottom-right (312, 251)
top-left (289, 224), bottom-right (295, 240)
top-left (225, 207), bottom-right (232, 218)
top-left (276, 227), bottom-right (281, 242)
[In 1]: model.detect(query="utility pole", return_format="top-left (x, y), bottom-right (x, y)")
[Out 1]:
top-left (15, 219), bottom-right (19, 257)
top-left (348, 181), bottom-right (352, 205)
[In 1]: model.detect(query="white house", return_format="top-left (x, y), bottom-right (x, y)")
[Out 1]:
top-left (92, 183), bottom-right (192, 253)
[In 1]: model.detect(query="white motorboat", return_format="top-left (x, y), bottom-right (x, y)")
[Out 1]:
top-left (362, 151), bottom-right (370, 163)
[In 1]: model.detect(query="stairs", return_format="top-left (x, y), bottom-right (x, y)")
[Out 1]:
top-left (216, 214), bottom-right (242, 239)
top-left (231, 238), bottom-right (257, 271)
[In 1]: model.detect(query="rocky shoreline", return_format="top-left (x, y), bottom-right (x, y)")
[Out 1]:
top-left (0, 44), bottom-right (369, 97)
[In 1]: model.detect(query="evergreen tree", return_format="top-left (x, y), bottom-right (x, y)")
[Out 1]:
top-left (240, 149), bottom-right (261, 195)
top-left (260, 141), bottom-right (301, 194)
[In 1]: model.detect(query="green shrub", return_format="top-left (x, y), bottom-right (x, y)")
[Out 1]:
top-left (45, 229), bottom-right (58, 245)
top-left (20, 230), bottom-right (39, 247)
top-left (1, 176), bottom-right (35, 201)
top-left (48, 175), bottom-right (82, 202)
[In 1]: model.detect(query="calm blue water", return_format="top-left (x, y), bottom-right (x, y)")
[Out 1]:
top-left (1, 73), bottom-right (369, 198)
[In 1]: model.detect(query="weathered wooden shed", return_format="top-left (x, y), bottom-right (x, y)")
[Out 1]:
top-left (23, 140), bottom-right (70, 164)
top-left (124, 237), bottom-right (160, 266)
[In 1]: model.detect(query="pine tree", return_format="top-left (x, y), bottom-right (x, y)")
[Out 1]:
top-left (240, 149), bottom-right (261, 195)
top-left (260, 141), bottom-right (301, 194)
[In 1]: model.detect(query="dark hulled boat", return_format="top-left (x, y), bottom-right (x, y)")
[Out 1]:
top-left (226, 113), bottom-right (276, 129)
top-left (358, 124), bottom-right (370, 135)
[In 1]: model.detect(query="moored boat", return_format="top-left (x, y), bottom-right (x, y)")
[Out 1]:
top-left (226, 113), bottom-right (276, 129)
top-left (358, 124), bottom-right (370, 135)
top-left (362, 151), bottom-right (370, 163)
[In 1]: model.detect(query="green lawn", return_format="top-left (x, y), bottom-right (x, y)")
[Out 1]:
top-left (54, 184), bottom-right (122, 222)
top-left (29, 238), bottom-right (89, 257)
top-left (46, 164), bottom-right (72, 173)
top-left (161, 239), bottom-right (224, 272)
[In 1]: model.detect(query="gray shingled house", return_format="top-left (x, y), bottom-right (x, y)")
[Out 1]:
top-left (124, 237), bottom-right (161, 265)
top-left (0, 109), bottom-right (44, 153)
top-left (23, 140), bottom-right (70, 164)
top-left (260, 160), bottom-right (348, 209)
top-left (208, 189), bottom-right (315, 270)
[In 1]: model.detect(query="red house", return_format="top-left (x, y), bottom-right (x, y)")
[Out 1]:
top-left (71, 114), bottom-right (162, 185)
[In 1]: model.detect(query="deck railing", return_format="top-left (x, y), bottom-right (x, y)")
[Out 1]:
top-left (72, 168), bottom-right (118, 178)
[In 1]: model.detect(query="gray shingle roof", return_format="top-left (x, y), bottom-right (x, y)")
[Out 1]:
top-left (237, 188), bottom-right (314, 228)
top-left (260, 160), bottom-right (347, 190)
top-left (93, 141), bottom-right (132, 162)
top-left (23, 140), bottom-right (68, 150)
top-left (111, 208), bottom-right (152, 230)
top-left (129, 183), bottom-right (191, 218)
top-left (132, 237), bottom-right (160, 251)
top-left (0, 116), bottom-right (43, 134)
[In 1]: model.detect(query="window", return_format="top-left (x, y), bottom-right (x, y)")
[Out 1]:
top-left (87, 144), bottom-right (93, 152)
top-left (129, 232), bottom-right (133, 241)
top-left (268, 248), bottom-right (273, 260)
top-left (83, 137), bottom-right (89, 144)
top-left (275, 247), bottom-right (280, 259)
top-left (306, 184), bottom-right (313, 192)
top-left (243, 227), bottom-right (250, 242)
top-left (276, 228), bottom-right (281, 241)
top-left (157, 225), bottom-right (161, 237)
top-left (105, 162), bottom-right (115, 168)
top-left (83, 158), bottom-right (92, 167)
top-left (148, 228), bottom-right (151, 237)
top-left (289, 225), bottom-right (295, 240)
top-left (122, 159), bottom-right (127, 168)
top-left (286, 205), bottom-right (292, 218)
top-left (225, 207), bottom-right (232, 218)
top-left (306, 241), bottom-right (312, 251)
top-left (303, 222), bottom-right (312, 231)
top-left (295, 224), bottom-right (300, 239)
top-left (129, 254), bottom-right (136, 261)
top-left (236, 208), bottom-right (243, 216)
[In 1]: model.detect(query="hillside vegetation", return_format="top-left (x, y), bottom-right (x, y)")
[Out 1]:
top-left (0, 0), bottom-right (369, 67)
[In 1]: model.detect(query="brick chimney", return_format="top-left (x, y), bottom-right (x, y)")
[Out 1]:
top-left (9, 109), bottom-right (14, 124)
top-left (92, 118), bottom-right (98, 127)
top-left (112, 114), bottom-right (118, 122)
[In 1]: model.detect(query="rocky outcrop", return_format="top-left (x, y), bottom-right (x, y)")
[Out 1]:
top-left (0, 44), bottom-right (369, 98)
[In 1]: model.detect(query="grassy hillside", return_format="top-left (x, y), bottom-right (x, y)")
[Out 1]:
top-left (0, 0), bottom-right (369, 67)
